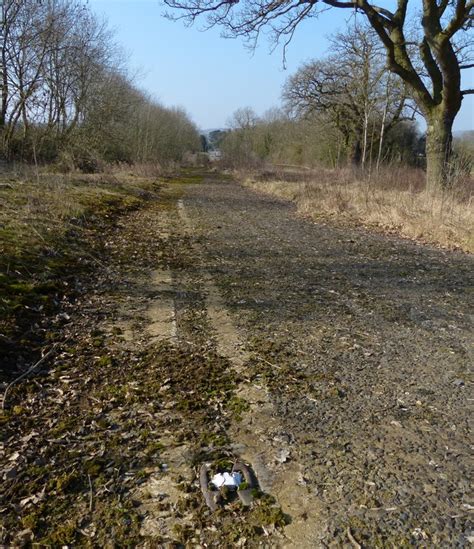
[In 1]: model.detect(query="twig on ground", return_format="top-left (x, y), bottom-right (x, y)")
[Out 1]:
top-left (88, 474), bottom-right (93, 511)
top-left (28, 225), bottom-right (49, 245)
top-left (347, 527), bottom-right (362, 549)
top-left (2, 338), bottom-right (69, 410)
top-left (257, 356), bottom-right (281, 369)
top-left (83, 251), bottom-right (113, 272)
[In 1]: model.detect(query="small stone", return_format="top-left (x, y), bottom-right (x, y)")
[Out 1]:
top-left (276, 448), bottom-right (291, 463)
top-left (423, 483), bottom-right (436, 494)
top-left (297, 473), bottom-right (308, 486)
top-left (412, 528), bottom-right (428, 540)
top-left (5, 467), bottom-right (17, 479)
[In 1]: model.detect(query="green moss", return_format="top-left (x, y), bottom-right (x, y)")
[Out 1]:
top-left (96, 355), bottom-right (113, 367)
top-left (41, 520), bottom-right (77, 545)
top-left (95, 417), bottom-right (109, 429)
top-left (145, 441), bottom-right (165, 455)
top-left (249, 494), bottom-right (290, 528)
top-left (21, 510), bottom-right (41, 530)
top-left (213, 457), bottom-right (234, 472)
top-left (166, 173), bottom-right (204, 186)
top-left (139, 428), bottom-right (152, 440)
top-left (227, 396), bottom-right (250, 420)
top-left (26, 464), bottom-right (49, 477)
top-left (12, 405), bottom-right (26, 415)
top-left (9, 282), bottom-right (36, 294)
top-left (99, 384), bottom-right (127, 402)
top-left (54, 471), bottom-right (80, 492)
top-left (50, 417), bottom-right (77, 437)
top-left (89, 501), bottom-right (142, 545)
top-left (199, 431), bottom-right (228, 447)
top-left (172, 523), bottom-right (195, 543)
top-left (0, 411), bottom-right (10, 426)
top-left (92, 337), bottom-right (105, 347)
top-left (83, 459), bottom-right (103, 476)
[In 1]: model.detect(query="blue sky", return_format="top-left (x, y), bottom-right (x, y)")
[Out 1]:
top-left (90, 0), bottom-right (473, 133)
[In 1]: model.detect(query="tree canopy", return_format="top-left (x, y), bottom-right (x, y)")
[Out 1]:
top-left (283, 23), bottom-right (415, 166)
top-left (1, 0), bottom-right (200, 166)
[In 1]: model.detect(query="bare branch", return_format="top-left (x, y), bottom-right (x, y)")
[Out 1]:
top-left (443, 0), bottom-right (474, 40)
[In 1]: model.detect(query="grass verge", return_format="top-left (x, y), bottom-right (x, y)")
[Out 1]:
top-left (0, 168), bottom-right (161, 379)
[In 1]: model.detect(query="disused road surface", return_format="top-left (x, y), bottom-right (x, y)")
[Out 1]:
top-left (2, 172), bottom-right (472, 547)
top-left (181, 174), bottom-right (473, 547)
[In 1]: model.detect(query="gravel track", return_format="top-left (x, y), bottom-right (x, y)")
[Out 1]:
top-left (183, 174), bottom-right (473, 547)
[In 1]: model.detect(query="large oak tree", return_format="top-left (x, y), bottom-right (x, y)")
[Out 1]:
top-left (164, 0), bottom-right (473, 189)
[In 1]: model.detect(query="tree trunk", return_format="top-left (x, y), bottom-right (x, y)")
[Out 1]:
top-left (349, 138), bottom-right (362, 166)
top-left (425, 109), bottom-right (455, 191)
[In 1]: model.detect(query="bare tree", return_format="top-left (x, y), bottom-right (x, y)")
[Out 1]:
top-left (41, 2), bottom-right (114, 139)
top-left (221, 107), bottom-right (261, 167)
top-left (227, 106), bottom-right (259, 130)
top-left (164, 0), bottom-right (473, 189)
top-left (80, 72), bottom-right (200, 165)
top-left (283, 24), bottom-right (414, 167)
top-left (1, 0), bottom-right (55, 150)
top-left (1, 0), bottom-right (200, 166)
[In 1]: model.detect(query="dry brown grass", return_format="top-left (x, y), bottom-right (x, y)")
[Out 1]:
top-left (243, 165), bottom-right (474, 253)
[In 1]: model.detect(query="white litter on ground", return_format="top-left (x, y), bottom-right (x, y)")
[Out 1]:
top-left (210, 472), bottom-right (243, 489)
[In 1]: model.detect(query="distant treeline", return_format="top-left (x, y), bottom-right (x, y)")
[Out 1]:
top-left (216, 109), bottom-right (472, 174)
top-left (0, 0), bottom-right (200, 169)
top-left (217, 108), bottom-right (423, 170)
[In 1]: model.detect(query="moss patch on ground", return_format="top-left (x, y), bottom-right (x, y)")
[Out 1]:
top-left (0, 169), bottom-right (162, 379)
